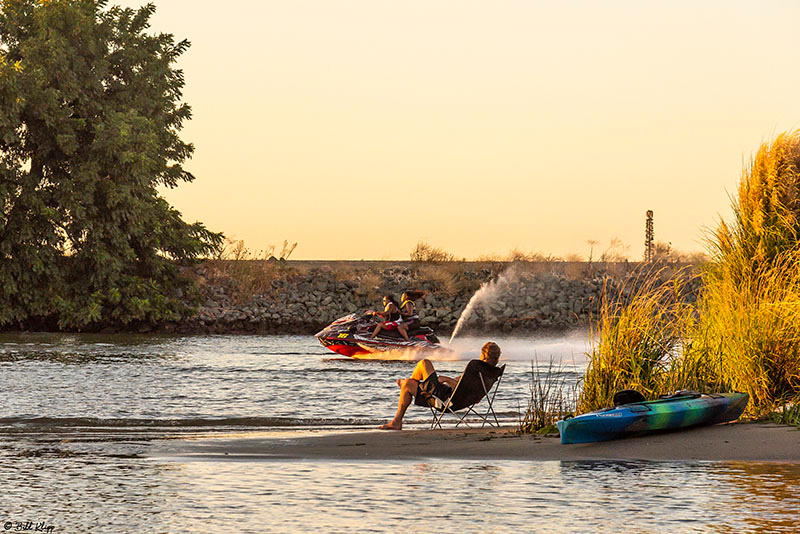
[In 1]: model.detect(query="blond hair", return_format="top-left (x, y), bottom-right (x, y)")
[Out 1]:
top-left (480, 341), bottom-right (501, 366)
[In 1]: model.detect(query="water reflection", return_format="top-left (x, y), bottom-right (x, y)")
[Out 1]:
top-left (3, 452), bottom-right (798, 533)
top-left (0, 332), bottom-right (184, 364)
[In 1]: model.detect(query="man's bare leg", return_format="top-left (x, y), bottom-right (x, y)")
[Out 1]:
top-left (410, 359), bottom-right (435, 381)
top-left (379, 359), bottom-right (437, 430)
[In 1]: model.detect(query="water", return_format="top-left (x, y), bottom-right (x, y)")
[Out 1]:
top-left (0, 333), bottom-right (589, 429)
top-left (2, 333), bottom-right (799, 533)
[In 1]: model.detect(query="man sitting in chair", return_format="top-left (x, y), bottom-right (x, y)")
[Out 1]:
top-left (378, 341), bottom-right (501, 430)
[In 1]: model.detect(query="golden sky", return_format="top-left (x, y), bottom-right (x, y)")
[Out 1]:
top-left (121, 1), bottom-right (800, 260)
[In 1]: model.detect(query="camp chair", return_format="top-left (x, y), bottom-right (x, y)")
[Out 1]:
top-left (422, 359), bottom-right (506, 429)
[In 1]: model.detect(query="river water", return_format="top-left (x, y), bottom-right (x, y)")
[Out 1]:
top-left (1, 333), bottom-right (799, 532)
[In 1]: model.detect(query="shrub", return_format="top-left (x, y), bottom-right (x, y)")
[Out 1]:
top-left (410, 241), bottom-right (458, 262)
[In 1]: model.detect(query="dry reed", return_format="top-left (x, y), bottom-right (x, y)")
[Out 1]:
top-left (579, 130), bottom-right (800, 417)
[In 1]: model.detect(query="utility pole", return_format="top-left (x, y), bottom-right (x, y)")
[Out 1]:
top-left (644, 210), bottom-right (654, 262)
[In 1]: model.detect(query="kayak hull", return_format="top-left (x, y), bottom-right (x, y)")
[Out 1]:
top-left (556, 392), bottom-right (749, 445)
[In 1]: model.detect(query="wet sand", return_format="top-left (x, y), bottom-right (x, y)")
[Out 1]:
top-left (153, 422), bottom-right (800, 462)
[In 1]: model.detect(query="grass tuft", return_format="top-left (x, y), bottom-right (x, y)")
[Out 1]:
top-left (520, 358), bottom-right (577, 433)
top-left (771, 402), bottom-right (800, 428)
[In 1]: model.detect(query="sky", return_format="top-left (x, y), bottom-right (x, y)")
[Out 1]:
top-left (118, 0), bottom-right (800, 260)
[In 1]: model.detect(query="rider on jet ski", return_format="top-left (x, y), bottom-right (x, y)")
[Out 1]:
top-left (396, 290), bottom-right (424, 341)
top-left (369, 295), bottom-right (403, 339)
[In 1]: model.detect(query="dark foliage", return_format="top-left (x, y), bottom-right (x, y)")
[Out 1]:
top-left (0, 0), bottom-right (222, 329)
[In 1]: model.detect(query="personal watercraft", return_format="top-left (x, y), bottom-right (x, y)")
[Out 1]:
top-left (315, 313), bottom-right (442, 357)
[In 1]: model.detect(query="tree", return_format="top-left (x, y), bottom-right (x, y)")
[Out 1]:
top-left (0, 0), bottom-right (222, 329)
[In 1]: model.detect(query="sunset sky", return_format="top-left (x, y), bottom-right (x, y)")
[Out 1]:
top-left (120, 0), bottom-right (800, 260)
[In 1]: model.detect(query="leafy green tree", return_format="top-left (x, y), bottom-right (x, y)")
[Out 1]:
top-left (0, 0), bottom-right (222, 329)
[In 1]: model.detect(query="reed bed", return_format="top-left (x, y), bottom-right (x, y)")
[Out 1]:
top-left (576, 130), bottom-right (800, 418)
top-left (687, 251), bottom-right (800, 416)
top-left (578, 267), bottom-right (698, 412)
top-left (684, 131), bottom-right (800, 416)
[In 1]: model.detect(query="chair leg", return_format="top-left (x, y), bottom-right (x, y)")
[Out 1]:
top-left (453, 406), bottom-right (474, 428)
top-left (477, 373), bottom-right (502, 428)
top-left (429, 372), bottom-right (505, 429)
top-left (431, 398), bottom-right (450, 429)
top-left (479, 403), bottom-right (496, 428)
top-left (487, 375), bottom-right (503, 426)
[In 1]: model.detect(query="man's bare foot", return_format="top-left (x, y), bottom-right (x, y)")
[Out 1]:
top-left (378, 421), bottom-right (402, 430)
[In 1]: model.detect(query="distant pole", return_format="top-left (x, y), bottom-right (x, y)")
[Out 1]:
top-left (645, 210), bottom-right (654, 261)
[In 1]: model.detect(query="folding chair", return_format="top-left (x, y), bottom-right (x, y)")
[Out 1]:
top-left (423, 359), bottom-right (506, 429)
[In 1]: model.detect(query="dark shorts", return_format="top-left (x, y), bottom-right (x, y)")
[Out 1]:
top-left (402, 318), bottom-right (420, 330)
top-left (413, 372), bottom-right (453, 407)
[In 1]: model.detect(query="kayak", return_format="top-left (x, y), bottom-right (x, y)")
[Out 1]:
top-left (556, 392), bottom-right (749, 444)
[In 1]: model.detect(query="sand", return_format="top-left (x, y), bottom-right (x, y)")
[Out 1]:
top-left (152, 422), bottom-right (800, 462)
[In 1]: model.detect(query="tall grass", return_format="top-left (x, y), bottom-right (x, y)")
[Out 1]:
top-left (579, 267), bottom-right (697, 412)
top-left (520, 359), bottom-right (578, 433)
top-left (686, 250), bottom-right (800, 416)
top-left (714, 130), bottom-right (800, 271)
top-left (579, 130), bottom-right (800, 417)
top-left (689, 131), bottom-right (800, 416)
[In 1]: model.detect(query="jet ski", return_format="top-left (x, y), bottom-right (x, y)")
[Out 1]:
top-left (315, 313), bottom-right (442, 357)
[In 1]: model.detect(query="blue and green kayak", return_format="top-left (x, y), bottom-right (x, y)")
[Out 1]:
top-left (556, 392), bottom-right (749, 444)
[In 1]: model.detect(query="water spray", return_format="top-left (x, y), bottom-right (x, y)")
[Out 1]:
top-left (449, 266), bottom-right (520, 343)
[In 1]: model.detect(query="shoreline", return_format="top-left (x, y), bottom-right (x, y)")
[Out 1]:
top-left (0, 260), bottom-right (698, 336)
top-left (149, 422), bottom-right (800, 462)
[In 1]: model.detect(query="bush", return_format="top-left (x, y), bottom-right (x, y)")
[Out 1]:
top-left (410, 241), bottom-right (458, 262)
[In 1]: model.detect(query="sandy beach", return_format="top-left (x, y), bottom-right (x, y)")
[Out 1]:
top-left (152, 422), bottom-right (800, 462)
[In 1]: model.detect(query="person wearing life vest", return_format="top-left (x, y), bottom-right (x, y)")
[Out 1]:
top-left (396, 291), bottom-right (422, 341)
top-left (369, 295), bottom-right (401, 339)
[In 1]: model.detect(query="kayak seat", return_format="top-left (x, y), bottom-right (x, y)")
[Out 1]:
top-left (613, 389), bottom-right (646, 406)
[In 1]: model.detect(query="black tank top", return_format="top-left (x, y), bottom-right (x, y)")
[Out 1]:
top-left (386, 304), bottom-right (400, 322)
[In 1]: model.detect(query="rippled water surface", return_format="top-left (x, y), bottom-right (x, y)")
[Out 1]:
top-left (0, 333), bottom-right (588, 429)
top-left (2, 333), bottom-right (798, 533)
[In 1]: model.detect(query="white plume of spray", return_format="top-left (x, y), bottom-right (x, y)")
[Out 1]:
top-left (449, 265), bottom-right (521, 343)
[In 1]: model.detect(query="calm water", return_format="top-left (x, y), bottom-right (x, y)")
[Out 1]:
top-left (2, 333), bottom-right (799, 533)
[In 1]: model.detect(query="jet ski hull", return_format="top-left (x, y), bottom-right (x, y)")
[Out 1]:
top-left (315, 313), bottom-right (442, 357)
